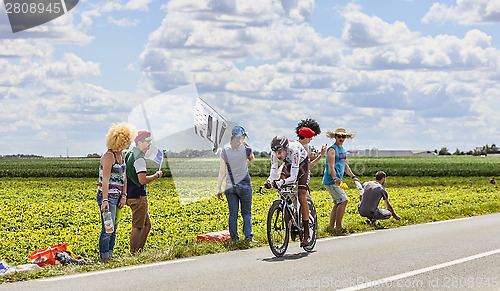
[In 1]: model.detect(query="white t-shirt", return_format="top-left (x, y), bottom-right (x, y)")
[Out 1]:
top-left (133, 158), bottom-right (147, 173)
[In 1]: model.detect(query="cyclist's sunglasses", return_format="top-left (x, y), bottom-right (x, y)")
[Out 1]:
top-left (271, 146), bottom-right (286, 151)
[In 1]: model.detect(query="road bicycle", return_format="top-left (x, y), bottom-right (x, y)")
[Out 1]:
top-left (261, 183), bottom-right (317, 257)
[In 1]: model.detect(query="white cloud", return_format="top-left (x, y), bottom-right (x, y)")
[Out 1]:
top-left (80, 0), bottom-right (154, 30)
top-left (136, 0), bottom-right (500, 153)
top-left (124, 0), bottom-right (153, 11)
top-left (0, 3), bottom-right (130, 156)
top-left (4, 0), bottom-right (500, 155)
top-left (342, 3), bottom-right (420, 48)
top-left (343, 28), bottom-right (498, 70)
top-left (46, 53), bottom-right (101, 79)
top-left (0, 39), bottom-right (53, 58)
top-left (0, 80), bottom-right (138, 155)
top-left (0, 52), bottom-right (100, 92)
top-left (423, 0), bottom-right (500, 25)
top-left (32, 13), bottom-right (94, 45)
top-left (107, 16), bottom-right (140, 27)
top-left (141, 0), bottom-right (342, 94)
top-left (280, 0), bottom-right (314, 22)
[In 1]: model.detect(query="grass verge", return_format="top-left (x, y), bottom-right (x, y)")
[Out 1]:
top-left (1, 176), bottom-right (499, 283)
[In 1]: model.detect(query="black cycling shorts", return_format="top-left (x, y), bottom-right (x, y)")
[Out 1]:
top-left (281, 157), bottom-right (310, 190)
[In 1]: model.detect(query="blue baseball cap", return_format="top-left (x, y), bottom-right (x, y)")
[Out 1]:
top-left (231, 125), bottom-right (248, 137)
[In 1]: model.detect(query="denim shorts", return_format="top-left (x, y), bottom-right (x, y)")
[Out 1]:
top-left (359, 208), bottom-right (391, 219)
top-left (372, 208), bottom-right (391, 219)
top-left (324, 184), bottom-right (348, 204)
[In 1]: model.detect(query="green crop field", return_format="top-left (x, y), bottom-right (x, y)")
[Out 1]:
top-left (2, 155), bottom-right (500, 178)
top-left (0, 158), bottom-right (100, 178)
top-left (0, 156), bottom-right (499, 283)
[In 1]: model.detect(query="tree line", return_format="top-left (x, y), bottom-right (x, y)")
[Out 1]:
top-left (436, 144), bottom-right (499, 156)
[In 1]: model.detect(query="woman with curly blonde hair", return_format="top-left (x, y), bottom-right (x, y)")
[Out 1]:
top-left (323, 128), bottom-right (359, 231)
top-left (97, 122), bottom-right (136, 261)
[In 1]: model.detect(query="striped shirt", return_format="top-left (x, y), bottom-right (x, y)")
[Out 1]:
top-left (97, 152), bottom-right (126, 199)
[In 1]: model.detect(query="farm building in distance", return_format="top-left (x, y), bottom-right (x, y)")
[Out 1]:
top-left (348, 149), bottom-right (437, 157)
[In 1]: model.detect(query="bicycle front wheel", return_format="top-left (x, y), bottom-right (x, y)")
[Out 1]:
top-left (298, 198), bottom-right (318, 252)
top-left (267, 200), bottom-right (289, 257)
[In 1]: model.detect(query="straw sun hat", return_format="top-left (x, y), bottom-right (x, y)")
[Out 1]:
top-left (326, 128), bottom-right (356, 139)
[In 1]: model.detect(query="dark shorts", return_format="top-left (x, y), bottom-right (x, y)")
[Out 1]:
top-left (282, 158), bottom-right (310, 190)
top-left (126, 196), bottom-right (151, 229)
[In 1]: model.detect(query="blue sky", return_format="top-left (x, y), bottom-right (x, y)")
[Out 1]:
top-left (1, 0), bottom-right (500, 157)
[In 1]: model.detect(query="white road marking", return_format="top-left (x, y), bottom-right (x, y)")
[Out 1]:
top-left (337, 248), bottom-right (500, 291)
top-left (319, 232), bottom-right (375, 242)
top-left (38, 258), bottom-right (196, 282)
top-left (424, 216), bottom-right (472, 225)
top-left (321, 216), bottom-right (474, 243)
top-left (34, 217), bottom-right (483, 284)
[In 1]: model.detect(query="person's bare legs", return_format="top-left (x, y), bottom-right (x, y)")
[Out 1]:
top-left (298, 189), bottom-right (310, 246)
top-left (298, 189), bottom-right (309, 220)
top-left (329, 204), bottom-right (338, 228)
top-left (335, 200), bottom-right (348, 229)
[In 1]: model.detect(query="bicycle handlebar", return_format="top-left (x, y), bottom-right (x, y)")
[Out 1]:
top-left (259, 180), bottom-right (296, 194)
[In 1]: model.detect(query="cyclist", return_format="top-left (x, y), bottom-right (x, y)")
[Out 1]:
top-left (265, 134), bottom-right (312, 247)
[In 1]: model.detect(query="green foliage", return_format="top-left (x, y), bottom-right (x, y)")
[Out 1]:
top-left (0, 177), bottom-right (264, 269)
top-left (1, 175), bottom-right (500, 284)
top-left (439, 147), bottom-right (450, 155)
top-left (2, 155), bottom-right (500, 178)
top-left (165, 155), bottom-right (500, 177)
top-left (346, 156), bottom-right (500, 177)
top-left (0, 158), bottom-right (100, 178)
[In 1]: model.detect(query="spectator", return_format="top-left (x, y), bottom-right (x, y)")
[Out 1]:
top-left (216, 125), bottom-right (255, 242)
top-left (295, 118), bottom-right (326, 169)
top-left (97, 122), bottom-right (136, 262)
top-left (358, 171), bottom-right (401, 224)
top-left (323, 128), bottom-right (359, 230)
top-left (125, 131), bottom-right (163, 254)
top-left (285, 120), bottom-right (326, 214)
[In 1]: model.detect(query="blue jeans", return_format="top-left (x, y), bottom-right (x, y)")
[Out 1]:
top-left (225, 184), bottom-right (253, 241)
top-left (96, 195), bottom-right (120, 259)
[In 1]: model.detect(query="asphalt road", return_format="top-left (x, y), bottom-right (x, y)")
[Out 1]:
top-left (2, 213), bottom-right (500, 290)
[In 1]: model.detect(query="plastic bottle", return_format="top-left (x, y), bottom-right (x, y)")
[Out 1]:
top-left (102, 210), bottom-right (114, 233)
top-left (354, 181), bottom-right (364, 196)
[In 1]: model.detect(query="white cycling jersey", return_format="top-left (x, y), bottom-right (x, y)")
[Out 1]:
top-left (267, 140), bottom-right (308, 185)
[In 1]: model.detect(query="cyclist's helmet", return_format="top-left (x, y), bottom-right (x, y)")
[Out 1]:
top-left (270, 135), bottom-right (289, 152)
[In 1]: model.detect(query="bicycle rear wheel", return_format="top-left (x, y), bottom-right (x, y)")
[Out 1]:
top-left (298, 198), bottom-right (317, 252)
top-left (267, 200), bottom-right (289, 257)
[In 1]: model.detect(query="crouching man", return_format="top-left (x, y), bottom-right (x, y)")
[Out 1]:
top-left (358, 171), bottom-right (400, 224)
